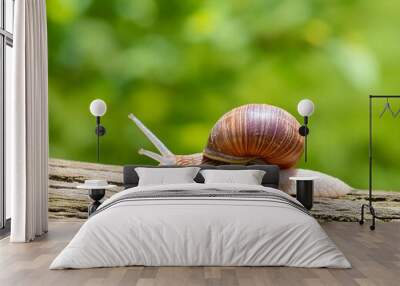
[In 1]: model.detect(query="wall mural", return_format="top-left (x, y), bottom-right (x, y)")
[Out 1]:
top-left (47, 0), bottom-right (400, 193)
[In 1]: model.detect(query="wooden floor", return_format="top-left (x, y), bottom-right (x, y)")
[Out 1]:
top-left (0, 222), bottom-right (399, 286)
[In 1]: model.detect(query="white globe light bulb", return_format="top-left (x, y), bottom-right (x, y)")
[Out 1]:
top-left (297, 99), bottom-right (315, 117)
top-left (90, 99), bottom-right (107, 117)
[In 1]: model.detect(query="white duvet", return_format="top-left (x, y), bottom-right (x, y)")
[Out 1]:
top-left (50, 183), bottom-right (351, 269)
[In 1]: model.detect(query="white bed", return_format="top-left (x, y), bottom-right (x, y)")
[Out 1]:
top-left (50, 183), bottom-right (351, 269)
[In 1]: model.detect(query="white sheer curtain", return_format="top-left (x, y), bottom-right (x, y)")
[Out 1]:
top-left (7, 0), bottom-right (48, 242)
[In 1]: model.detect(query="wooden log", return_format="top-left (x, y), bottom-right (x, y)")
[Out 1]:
top-left (49, 158), bottom-right (124, 220)
top-left (49, 158), bottom-right (400, 222)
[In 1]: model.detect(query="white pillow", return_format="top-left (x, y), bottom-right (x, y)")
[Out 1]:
top-left (200, 169), bottom-right (265, 185)
top-left (136, 167), bottom-right (201, 186)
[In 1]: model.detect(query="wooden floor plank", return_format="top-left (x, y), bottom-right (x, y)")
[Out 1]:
top-left (0, 221), bottom-right (399, 286)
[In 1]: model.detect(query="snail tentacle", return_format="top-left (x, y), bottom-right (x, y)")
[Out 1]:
top-left (128, 113), bottom-right (174, 157)
top-left (138, 149), bottom-right (176, 165)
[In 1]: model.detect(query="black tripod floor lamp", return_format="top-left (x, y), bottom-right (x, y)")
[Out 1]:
top-left (89, 99), bottom-right (107, 162)
top-left (359, 95), bottom-right (400, 230)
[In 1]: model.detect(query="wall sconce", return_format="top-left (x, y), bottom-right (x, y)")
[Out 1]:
top-left (90, 99), bottom-right (107, 162)
top-left (297, 99), bottom-right (315, 162)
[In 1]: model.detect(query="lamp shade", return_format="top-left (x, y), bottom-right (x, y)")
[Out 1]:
top-left (90, 99), bottom-right (107, 117)
top-left (297, 99), bottom-right (315, 117)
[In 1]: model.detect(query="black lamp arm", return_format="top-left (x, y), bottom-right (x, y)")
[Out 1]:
top-left (298, 116), bottom-right (309, 163)
top-left (95, 116), bottom-right (106, 136)
top-left (299, 116), bottom-right (309, 136)
top-left (94, 116), bottom-right (106, 163)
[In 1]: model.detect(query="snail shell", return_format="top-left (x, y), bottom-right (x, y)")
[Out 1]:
top-left (204, 104), bottom-right (304, 168)
top-left (129, 104), bottom-right (304, 169)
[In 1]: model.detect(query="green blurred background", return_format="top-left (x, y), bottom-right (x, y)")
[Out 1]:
top-left (47, 0), bottom-right (400, 191)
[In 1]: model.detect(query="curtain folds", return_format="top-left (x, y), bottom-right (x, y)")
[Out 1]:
top-left (8, 0), bottom-right (49, 242)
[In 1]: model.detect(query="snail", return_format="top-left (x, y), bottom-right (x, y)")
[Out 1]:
top-left (129, 104), bottom-right (304, 169)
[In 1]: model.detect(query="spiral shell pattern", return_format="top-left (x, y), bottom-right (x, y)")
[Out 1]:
top-left (203, 104), bottom-right (304, 169)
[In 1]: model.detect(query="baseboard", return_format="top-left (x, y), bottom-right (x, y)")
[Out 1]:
top-left (0, 218), bottom-right (11, 239)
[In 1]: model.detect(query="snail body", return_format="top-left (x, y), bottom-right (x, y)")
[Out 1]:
top-left (129, 104), bottom-right (304, 169)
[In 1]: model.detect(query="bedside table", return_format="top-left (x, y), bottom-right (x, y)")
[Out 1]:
top-left (289, 177), bottom-right (318, 210)
top-left (77, 180), bottom-right (116, 216)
